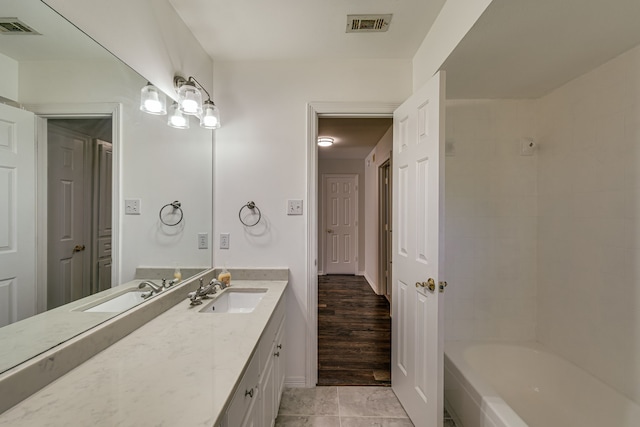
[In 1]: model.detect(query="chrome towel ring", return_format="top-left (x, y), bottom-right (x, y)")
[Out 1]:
top-left (239, 201), bottom-right (261, 227)
top-left (159, 200), bottom-right (183, 226)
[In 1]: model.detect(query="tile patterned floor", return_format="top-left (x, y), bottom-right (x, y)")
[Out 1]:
top-left (276, 387), bottom-right (457, 426)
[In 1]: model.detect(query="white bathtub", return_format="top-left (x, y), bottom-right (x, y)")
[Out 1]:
top-left (444, 341), bottom-right (640, 427)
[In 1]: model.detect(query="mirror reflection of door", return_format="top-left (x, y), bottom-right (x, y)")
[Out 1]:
top-left (47, 120), bottom-right (112, 310)
top-left (0, 104), bottom-right (36, 327)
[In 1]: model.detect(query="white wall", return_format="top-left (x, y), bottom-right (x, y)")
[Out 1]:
top-left (412, 0), bottom-right (493, 91)
top-left (318, 159), bottom-right (366, 274)
top-left (212, 58), bottom-right (411, 384)
top-left (444, 99), bottom-right (537, 341)
top-left (0, 52), bottom-right (18, 101)
top-left (18, 58), bottom-right (213, 282)
top-left (363, 127), bottom-right (393, 290)
top-left (43, 0), bottom-right (213, 98)
top-left (536, 43), bottom-right (640, 405)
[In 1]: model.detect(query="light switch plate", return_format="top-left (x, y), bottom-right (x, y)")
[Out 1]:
top-left (197, 233), bottom-right (208, 249)
top-left (124, 199), bottom-right (141, 215)
top-left (287, 199), bottom-right (303, 215)
top-left (220, 233), bottom-right (230, 249)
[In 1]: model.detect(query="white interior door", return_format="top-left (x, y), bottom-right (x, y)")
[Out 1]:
top-left (324, 174), bottom-right (358, 275)
top-left (0, 104), bottom-right (36, 327)
top-left (391, 71), bottom-right (446, 427)
top-left (47, 125), bottom-right (90, 309)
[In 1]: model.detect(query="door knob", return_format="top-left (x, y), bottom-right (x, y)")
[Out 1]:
top-left (327, 229), bottom-right (333, 233)
top-left (73, 244), bottom-right (86, 253)
top-left (423, 278), bottom-right (435, 292)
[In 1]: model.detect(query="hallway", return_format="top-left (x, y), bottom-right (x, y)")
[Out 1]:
top-left (317, 275), bottom-right (391, 386)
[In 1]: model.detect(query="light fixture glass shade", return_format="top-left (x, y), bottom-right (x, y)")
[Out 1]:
top-left (317, 137), bottom-right (334, 147)
top-left (177, 81), bottom-right (203, 116)
top-left (200, 100), bottom-right (221, 129)
top-left (167, 102), bottom-right (189, 129)
top-left (140, 83), bottom-right (167, 115)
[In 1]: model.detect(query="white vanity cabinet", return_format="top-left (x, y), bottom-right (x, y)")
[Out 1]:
top-left (221, 296), bottom-right (286, 427)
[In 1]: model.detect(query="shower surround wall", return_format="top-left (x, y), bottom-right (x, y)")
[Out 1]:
top-left (444, 100), bottom-right (538, 341)
top-left (536, 43), bottom-right (640, 405)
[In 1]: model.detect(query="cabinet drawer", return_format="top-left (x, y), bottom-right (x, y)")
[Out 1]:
top-left (226, 351), bottom-right (259, 426)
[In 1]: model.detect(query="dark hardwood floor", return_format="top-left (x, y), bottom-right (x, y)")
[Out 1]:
top-left (317, 275), bottom-right (391, 386)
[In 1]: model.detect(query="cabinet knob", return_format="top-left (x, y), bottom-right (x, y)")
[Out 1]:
top-left (277, 344), bottom-right (282, 349)
top-left (245, 389), bottom-right (254, 398)
top-left (274, 351), bottom-right (280, 357)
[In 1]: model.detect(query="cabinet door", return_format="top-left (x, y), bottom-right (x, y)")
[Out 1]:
top-left (274, 316), bottom-right (286, 411)
top-left (227, 353), bottom-right (259, 427)
top-left (241, 395), bottom-right (258, 427)
top-left (260, 340), bottom-right (276, 427)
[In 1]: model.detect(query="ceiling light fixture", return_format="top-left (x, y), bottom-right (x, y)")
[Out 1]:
top-left (317, 137), bottom-right (334, 147)
top-left (139, 82), bottom-right (167, 115)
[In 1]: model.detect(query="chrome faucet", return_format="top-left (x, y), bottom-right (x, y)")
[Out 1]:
top-left (189, 278), bottom-right (219, 305)
top-left (210, 278), bottom-right (227, 292)
top-left (138, 280), bottom-right (163, 293)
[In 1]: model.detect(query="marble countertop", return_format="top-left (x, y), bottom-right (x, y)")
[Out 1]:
top-left (0, 267), bottom-right (206, 376)
top-left (0, 276), bottom-right (288, 426)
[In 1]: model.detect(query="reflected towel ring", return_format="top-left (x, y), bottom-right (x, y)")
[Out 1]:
top-left (239, 201), bottom-right (261, 227)
top-left (159, 201), bottom-right (183, 226)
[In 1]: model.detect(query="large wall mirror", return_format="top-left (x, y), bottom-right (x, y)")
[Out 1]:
top-left (0, 0), bottom-right (212, 374)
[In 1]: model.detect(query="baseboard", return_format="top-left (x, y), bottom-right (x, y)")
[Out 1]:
top-left (285, 376), bottom-right (307, 388)
top-left (363, 272), bottom-right (379, 295)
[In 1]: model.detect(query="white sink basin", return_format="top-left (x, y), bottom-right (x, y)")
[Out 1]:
top-left (83, 290), bottom-right (148, 313)
top-left (200, 288), bottom-right (267, 314)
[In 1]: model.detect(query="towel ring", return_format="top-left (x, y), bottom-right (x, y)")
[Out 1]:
top-left (159, 201), bottom-right (183, 226)
top-left (239, 201), bottom-right (261, 227)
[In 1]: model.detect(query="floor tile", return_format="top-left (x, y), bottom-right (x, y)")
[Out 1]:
top-left (340, 417), bottom-right (414, 426)
top-left (278, 387), bottom-right (339, 416)
top-left (338, 387), bottom-right (409, 418)
top-left (274, 415), bottom-right (341, 426)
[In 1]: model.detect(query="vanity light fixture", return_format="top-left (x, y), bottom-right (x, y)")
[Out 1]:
top-left (200, 99), bottom-right (221, 129)
top-left (167, 102), bottom-right (189, 129)
top-left (317, 137), bottom-right (334, 147)
top-left (140, 76), bottom-right (221, 130)
top-left (139, 82), bottom-right (167, 115)
top-left (175, 76), bottom-right (203, 116)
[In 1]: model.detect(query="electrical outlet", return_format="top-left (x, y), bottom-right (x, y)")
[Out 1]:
top-left (197, 233), bottom-right (208, 249)
top-left (220, 233), bottom-right (230, 249)
top-left (124, 199), bottom-right (141, 215)
top-left (287, 199), bottom-right (303, 215)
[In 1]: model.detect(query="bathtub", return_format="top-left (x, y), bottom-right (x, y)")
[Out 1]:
top-left (444, 341), bottom-right (640, 427)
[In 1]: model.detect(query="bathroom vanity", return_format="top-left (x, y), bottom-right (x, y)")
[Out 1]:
top-left (0, 268), bottom-right (288, 426)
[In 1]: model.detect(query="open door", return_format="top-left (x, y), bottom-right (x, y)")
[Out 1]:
top-left (391, 71), bottom-right (446, 427)
top-left (0, 104), bottom-right (36, 327)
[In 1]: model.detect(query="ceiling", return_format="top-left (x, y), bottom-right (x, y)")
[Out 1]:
top-left (168, 0), bottom-right (447, 61)
top-left (318, 118), bottom-right (392, 160)
top-left (443, 0), bottom-right (640, 99)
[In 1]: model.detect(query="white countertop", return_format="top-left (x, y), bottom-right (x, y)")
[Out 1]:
top-left (0, 279), bottom-right (288, 427)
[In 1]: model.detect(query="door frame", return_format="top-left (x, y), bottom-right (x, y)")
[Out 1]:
top-left (26, 103), bottom-right (121, 314)
top-left (378, 158), bottom-right (392, 299)
top-left (305, 102), bottom-right (398, 387)
top-left (320, 173), bottom-right (359, 275)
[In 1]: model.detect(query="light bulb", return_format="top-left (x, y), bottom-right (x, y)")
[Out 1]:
top-left (140, 83), bottom-right (166, 115)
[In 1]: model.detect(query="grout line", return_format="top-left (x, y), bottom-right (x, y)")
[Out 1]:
top-left (336, 386), bottom-right (342, 426)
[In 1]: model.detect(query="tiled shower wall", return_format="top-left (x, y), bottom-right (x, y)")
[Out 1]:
top-left (536, 43), bottom-right (640, 405)
top-left (444, 100), bottom-right (538, 341)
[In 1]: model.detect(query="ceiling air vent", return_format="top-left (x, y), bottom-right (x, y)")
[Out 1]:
top-left (0, 18), bottom-right (41, 35)
top-left (346, 14), bottom-right (392, 33)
